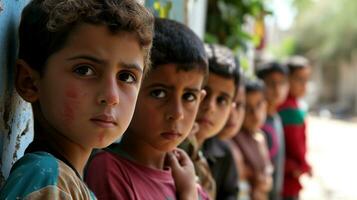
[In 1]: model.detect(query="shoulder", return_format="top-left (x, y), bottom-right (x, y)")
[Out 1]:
top-left (0, 152), bottom-right (61, 199)
top-left (85, 150), bottom-right (134, 183)
top-left (87, 149), bottom-right (132, 171)
top-left (278, 99), bottom-right (306, 125)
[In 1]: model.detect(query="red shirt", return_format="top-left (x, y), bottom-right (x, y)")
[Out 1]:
top-left (278, 95), bottom-right (311, 197)
top-left (85, 150), bottom-right (209, 200)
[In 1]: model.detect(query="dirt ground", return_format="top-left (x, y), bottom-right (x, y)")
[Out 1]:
top-left (300, 116), bottom-right (357, 200)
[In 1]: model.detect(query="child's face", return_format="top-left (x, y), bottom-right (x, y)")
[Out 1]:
top-left (126, 64), bottom-right (205, 152)
top-left (196, 73), bottom-right (236, 142)
top-left (242, 91), bottom-right (267, 133)
top-left (18, 24), bottom-right (145, 149)
top-left (289, 67), bottom-right (311, 98)
top-left (218, 85), bottom-right (246, 140)
top-left (264, 72), bottom-right (289, 107)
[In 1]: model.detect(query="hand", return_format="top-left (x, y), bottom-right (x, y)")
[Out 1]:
top-left (166, 148), bottom-right (198, 200)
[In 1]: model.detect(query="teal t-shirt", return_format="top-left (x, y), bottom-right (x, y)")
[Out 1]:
top-left (0, 151), bottom-right (96, 200)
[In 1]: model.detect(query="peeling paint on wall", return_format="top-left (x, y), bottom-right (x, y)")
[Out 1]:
top-left (0, 0), bottom-right (32, 187)
top-left (0, 1), bottom-right (3, 13)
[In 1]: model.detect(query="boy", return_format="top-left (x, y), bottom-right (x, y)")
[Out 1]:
top-left (256, 61), bottom-right (289, 200)
top-left (234, 79), bottom-right (273, 200)
top-left (278, 56), bottom-right (312, 200)
top-left (194, 44), bottom-right (240, 199)
top-left (85, 18), bottom-right (209, 200)
top-left (217, 78), bottom-right (246, 140)
top-left (0, 0), bottom-right (154, 199)
top-left (216, 77), bottom-right (247, 199)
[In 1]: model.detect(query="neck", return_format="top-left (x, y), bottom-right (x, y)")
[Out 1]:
top-left (195, 134), bottom-right (205, 149)
top-left (33, 105), bottom-right (91, 177)
top-left (267, 103), bottom-right (277, 116)
top-left (217, 133), bottom-right (229, 141)
top-left (119, 133), bottom-right (166, 170)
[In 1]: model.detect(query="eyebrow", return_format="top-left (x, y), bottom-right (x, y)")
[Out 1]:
top-left (220, 91), bottom-right (234, 100)
top-left (145, 83), bottom-right (201, 93)
top-left (185, 88), bottom-right (201, 93)
top-left (67, 55), bottom-right (143, 73)
top-left (68, 55), bottom-right (104, 63)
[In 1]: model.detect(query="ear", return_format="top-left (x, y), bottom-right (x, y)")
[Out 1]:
top-left (15, 59), bottom-right (41, 103)
top-left (198, 89), bottom-right (207, 103)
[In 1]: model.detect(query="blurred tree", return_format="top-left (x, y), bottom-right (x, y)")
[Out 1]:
top-left (292, 0), bottom-right (357, 66)
top-left (205, 0), bottom-right (271, 52)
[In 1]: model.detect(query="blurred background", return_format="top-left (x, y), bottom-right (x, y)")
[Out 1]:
top-left (1, 0), bottom-right (357, 199)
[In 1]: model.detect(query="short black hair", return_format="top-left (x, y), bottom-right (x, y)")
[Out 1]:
top-left (286, 56), bottom-right (310, 74)
top-left (18, 0), bottom-right (154, 74)
top-left (245, 79), bottom-right (265, 94)
top-left (150, 18), bottom-right (208, 74)
top-left (256, 61), bottom-right (288, 79)
top-left (205, 44), bottom-right (240, 87)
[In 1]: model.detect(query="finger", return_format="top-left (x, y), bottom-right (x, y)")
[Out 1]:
top-left (174, 149), bottom-right (193, 167)
top-left (166, 152), bottom-right (181, 169)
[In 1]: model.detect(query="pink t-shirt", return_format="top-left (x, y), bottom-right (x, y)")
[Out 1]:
top-left (85, 150), bottom-right (209, 200)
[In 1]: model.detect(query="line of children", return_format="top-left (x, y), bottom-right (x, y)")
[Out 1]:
top-left (0, 0), bottom-right (313, 199)
top-left (85, 18), bottom-right (209, 200)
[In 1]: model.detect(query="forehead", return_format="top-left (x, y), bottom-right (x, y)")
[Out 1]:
top-left (291, 67), bottom-right (311, 77)
top-left (60, 23), bottom-right (144, 64)
top-left (205, 73), bottom-right (235, 95)
top-left (265, 71), bottom-right (287, 80)
top-left (143, 64), bottom-right (205, 88)
top-left (246, 91), bottom-right (264, 104)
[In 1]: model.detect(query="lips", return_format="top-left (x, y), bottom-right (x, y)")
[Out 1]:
top-left (160, 131), bottom-right (182, 140)
top-left (196, 118), bottom-right (214, 126)
top-left (225, 123), bottom-right (236, 128)
top-left (90, 114), bottom-right (117, 128)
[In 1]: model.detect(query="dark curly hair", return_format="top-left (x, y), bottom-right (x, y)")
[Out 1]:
top-left (18, 0), bottom-right (154, 74)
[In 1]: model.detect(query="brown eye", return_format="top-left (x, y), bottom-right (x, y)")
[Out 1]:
top-left (118, 72), bottom-right (136, 84)
top-left (183, 92), bottom-right (197, 102)
top-left (217, 96), bottom-right (228, 106)
top-left (150, 89), bottom-right (166, 99)
top-left (73, 65), bottom-right (95, 76)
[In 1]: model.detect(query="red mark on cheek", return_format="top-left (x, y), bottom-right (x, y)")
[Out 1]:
top-left (65, 88), bottom-right (78, 99)
top-left (63, 87), bottom-right (80, 123)
top-left (63, 101), bottom-right (75, 122)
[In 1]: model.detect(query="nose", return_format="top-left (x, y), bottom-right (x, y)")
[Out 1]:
top-left (165, 97), bottom-right (184, 121)
top-left (97, 76), bottom-right (120, 106)
top-left (201, 95), bottom-right (216, 113)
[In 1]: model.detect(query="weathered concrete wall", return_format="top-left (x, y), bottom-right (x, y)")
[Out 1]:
top-left (0, 0), bottom-right (33, 187)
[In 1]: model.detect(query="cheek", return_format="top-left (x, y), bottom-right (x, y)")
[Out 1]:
top-left (266, 89), bottom-right (275, 100)
top-left (236, 110), bottom-right (245, 124)
top-left (182, 107), bottom-right (198, 131)
top-left (215, 107), bottom-right (231, 125)
top-left (62, 86), bottom-right (82, 123)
